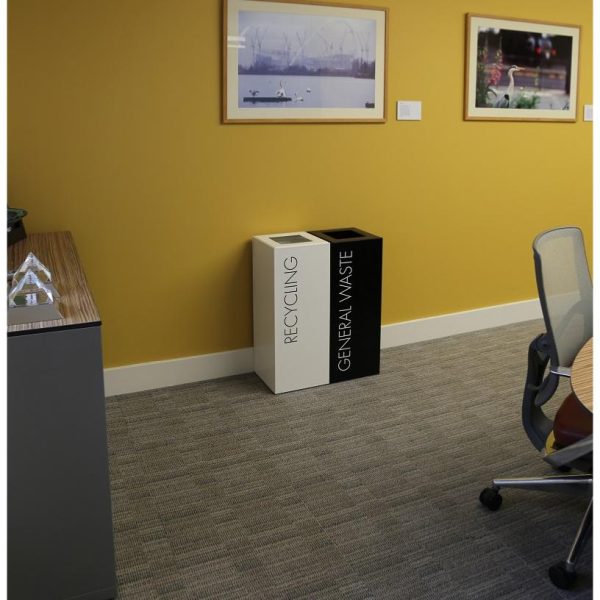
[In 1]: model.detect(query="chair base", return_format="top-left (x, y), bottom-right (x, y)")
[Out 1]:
top-left (492, 474), bottom-right (592, 496)
top-left (480, 476), bottom-right (592, 589)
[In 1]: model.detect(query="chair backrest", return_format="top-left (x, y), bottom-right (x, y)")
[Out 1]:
top-left (533, 227), bottom-right (593, 370)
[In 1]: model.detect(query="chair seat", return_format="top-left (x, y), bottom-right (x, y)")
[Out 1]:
top-left (553, 392), bottom-right (593, 448)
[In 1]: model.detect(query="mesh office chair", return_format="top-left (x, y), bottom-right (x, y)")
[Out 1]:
top-left (479, 226), bottom-right (593, 590)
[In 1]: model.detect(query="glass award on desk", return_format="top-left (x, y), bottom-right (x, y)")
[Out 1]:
top-left (9, 270), bottom-right (54, 307)
top-left (7, 269), bottom-right (63, 325)
top-left (11, 251), bottom-right (60, 298)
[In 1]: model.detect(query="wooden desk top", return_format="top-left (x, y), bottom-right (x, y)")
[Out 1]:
top-left (571, 338), bottom-right (592, 413)
top-left (8, 232), bottom-right (101, 335)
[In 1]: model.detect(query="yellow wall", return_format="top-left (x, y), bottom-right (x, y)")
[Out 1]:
top-left (8, 0), bottom-right (592, 368)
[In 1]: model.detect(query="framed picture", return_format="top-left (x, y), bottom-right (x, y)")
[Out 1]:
top-left (222, 0), bottom-right (387, 123)
top-left (464, 14), bottom-right (580, 121)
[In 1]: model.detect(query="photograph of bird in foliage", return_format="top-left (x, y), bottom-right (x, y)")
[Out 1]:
top-left (465, 15), bottom-right (580, 121)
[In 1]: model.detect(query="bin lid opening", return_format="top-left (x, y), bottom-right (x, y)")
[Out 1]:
top-left (321, 229), bottom-right (364, 240)
top-left (270, 234), bottom-right (312, 245)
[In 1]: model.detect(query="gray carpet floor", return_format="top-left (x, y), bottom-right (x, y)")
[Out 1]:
top-left (106, 320), bottom-right (593, 599)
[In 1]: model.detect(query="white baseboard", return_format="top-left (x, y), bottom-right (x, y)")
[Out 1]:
top-left (104, 298), bottom-right (541, 397)
top-left (104, 348), bottom-right (254, 397)
top-left (380, 298), bottom-right (541, 348)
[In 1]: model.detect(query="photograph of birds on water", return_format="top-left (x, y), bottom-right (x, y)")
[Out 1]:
top-left (465, 15), bottom-right (579, 121)
top-left (223, 0), bottom-right (386, 122)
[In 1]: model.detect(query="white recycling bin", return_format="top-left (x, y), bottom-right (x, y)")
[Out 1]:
top-left (252, 232), bottom-right (330, 393)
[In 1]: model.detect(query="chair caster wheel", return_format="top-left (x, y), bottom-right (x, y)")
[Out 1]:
top-left (548, 562), bottom-right (576, 589)
top-left (479, 487), bottom-right (502, 511)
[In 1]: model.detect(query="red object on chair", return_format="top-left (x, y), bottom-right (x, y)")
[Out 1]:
top-left (553, 392), bottom-right (593, 447)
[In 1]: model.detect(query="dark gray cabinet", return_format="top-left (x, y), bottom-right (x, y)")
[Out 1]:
top-left (8, 232), bottom-right (116, 600)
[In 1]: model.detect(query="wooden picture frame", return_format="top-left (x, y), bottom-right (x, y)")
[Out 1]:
top-left (222, 0), bottom-right (387, 123)
top-left (464, 14), bottom-right (580, 121)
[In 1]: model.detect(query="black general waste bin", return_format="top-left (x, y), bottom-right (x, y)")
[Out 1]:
top-left (308, 227), bottom-right (382, 383)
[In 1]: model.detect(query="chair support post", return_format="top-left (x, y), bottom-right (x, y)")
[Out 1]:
top-left (565, 498), bottom-right (593, 572)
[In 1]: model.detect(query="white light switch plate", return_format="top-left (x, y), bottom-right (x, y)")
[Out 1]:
top-left (397, 101), bottom-right (422, 121)
top-left (583, 104), bottom-right (593, 121)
